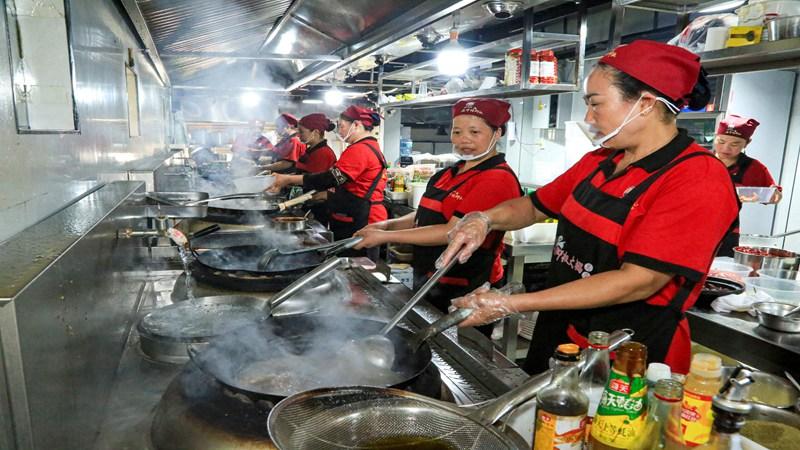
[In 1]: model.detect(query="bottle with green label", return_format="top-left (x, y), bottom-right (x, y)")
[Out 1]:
top-left (588, 341), bottom-right (649, 449)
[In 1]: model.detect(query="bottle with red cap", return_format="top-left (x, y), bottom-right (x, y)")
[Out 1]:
top-left (539, 50), bottom-right (558, 84)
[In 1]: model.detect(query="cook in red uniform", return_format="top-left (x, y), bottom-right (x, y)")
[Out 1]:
top-left (270, 105), bottom-right (387, 251)
top-left (293, 113), bottom-right (338, 226)
top-left (263, 113), bottom-right (307, 173)
top-left (295, 113), bottom-right (337, 174)
top-left (714, 115), bottom-right (781, 256)
top-left (354, 98), bottom-right (522, 314)
top-left (232, 120), bottom-right (273, 161)
top-left (441, 41), bottom-right (739, 375)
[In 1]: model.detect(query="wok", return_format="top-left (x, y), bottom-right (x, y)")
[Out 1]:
top-left (188, 315), bottom-right (434, 403)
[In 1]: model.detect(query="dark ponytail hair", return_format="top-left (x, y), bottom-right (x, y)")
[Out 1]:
top-left (325, 121), bottom-right (336, 132)
top-left (598, 63), bottom-right (711, 121)
top-left (686, 68), bottom-right (711, 111)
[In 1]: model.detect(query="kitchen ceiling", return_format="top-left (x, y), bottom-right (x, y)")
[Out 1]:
top-left (128, 0), bottom-right (495, 93)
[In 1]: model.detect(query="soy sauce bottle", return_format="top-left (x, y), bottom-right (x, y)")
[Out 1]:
top-left (533, 343), bottom-right (589, 449)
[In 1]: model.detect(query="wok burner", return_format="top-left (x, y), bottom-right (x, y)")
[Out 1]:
top-left (151, 361), bottom-right (447, 450)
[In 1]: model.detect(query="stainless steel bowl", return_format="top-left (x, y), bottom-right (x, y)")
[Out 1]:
top-left (271, 216), bottom-right (307, 232)
top-left (754, 302), bottom-right (800, 333)
top-left (734, 246), bottom-right (800, 273)
top-left (768, 15), bottom-right (800, 41)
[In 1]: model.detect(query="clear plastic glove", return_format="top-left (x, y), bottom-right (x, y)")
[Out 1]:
top-left (359, 220), bottom-right (390, 233)
top-left (436, 211), bottom-right (491, 268)
top-left (450, 282), bottom-right (522, 327)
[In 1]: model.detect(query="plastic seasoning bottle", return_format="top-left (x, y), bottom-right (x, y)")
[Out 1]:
top-left (631, 379), bottom-right (685, 450)
top-left (588, 341), bottom-right (649, 449)
top-left (533, 343), bottom-right (589, 450)
top-left (580, 331), bottom-right (611, 444)
top-left (695, 370), bottom-right (754, 450)
top-left (539, 50), bottom-right (558, 84)
top-left (680, 354), bottom-right (723, 447)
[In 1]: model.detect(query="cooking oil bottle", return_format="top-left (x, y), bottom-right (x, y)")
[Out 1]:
top-left (533, 343), bottom-right (589, 449)
top-left (679, 353), bottom-right (723, 447)
top-left (631, 378), bottom-right (685, 450)
top-left (695, 369), bottom-right (754, 450)
top-left (588, 341), bottom-right (648, 449)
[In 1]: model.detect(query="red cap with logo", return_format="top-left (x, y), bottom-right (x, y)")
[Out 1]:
top-left (452, 98), bottom-right (511, 133)
top-left (341, 105), bottom-right (381, 127)
top-left (717, 114), bottom-right (760, 141)
top-left (276, 113), bottom-right (299, 128)
top-left (599, 40), bottom-right (701, 106)
top-left (299, 113), bottom-right (333, 133)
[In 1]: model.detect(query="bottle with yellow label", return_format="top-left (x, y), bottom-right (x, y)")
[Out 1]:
top-left (588, 342), bottom-right (648, 449)
top-left (679, 353), bottom-right (723, 447)
top-left (533, 343), bottom-right (589, 450)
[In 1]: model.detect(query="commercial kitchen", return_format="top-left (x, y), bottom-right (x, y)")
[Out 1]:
top-left (1, 0), bottom-right (800, 449)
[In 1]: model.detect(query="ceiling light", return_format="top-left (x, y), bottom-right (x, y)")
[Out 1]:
top-left (302, 99), bottom-right (323, 104)
top-left (436, 21), bottom-right (468, 76)
top-left (698, 0), bottom-right (746, 13)
top-left (276, 30), bottom-right (297, 55)
top-left (324, 88), bottom-right (343, 106)
top-left (239, 91), bottom-right (261, 107)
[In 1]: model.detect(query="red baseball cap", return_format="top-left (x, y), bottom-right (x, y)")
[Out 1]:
top-left (717, 114), bottom-right (760, 141)
top-left (452, 98), bottom-right (511, 132)
top-left (299, 113), bottom-right (333, 133)
top-left (599, 40), bottom-right (700, 106)
top-left (276, 113), bottom-right (299, 128)
top-left (341, 105), bottom-right (381, 127)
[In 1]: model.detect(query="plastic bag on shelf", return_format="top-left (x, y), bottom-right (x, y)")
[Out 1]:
top-left (668, 13), bottom-right (739, 53)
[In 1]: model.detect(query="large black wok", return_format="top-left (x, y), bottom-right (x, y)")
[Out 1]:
top-left (188, 237), bottom-right (357, 291)
top-left (188, 315), bottom-right (432, 403)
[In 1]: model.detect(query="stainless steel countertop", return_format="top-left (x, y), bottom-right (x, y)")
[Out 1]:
top-left (688, 308), bottom-right (800, 377)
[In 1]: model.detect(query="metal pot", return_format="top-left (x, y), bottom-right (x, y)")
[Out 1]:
top-left (271, 216), bottom-right (306, 232)
top-left (754, 302), bottom-right (800, 333)
top-left (768, 15), bottom-right (800, 41)
top-left (734, 246), bottom-right (800, 273)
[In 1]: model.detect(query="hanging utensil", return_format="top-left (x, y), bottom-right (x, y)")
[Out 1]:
top-left (266, 329), bottom-right (634, 450)
top-left (355, 256), bottom-right (458, 369)
top-left (256, 236), bottom-right (363, 270)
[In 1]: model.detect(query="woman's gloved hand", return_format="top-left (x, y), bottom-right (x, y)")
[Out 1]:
top-left (352, 228), bottom-right (388, 249)
top-left (450, 282), bottom-right (523, 327)
top-left (436, 211), bottom-right (492, 268)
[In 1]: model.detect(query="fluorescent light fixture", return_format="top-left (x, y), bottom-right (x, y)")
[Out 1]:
top-left (276, 30), bottom-right (297, 55)
top-left (324, 88), bottom-right (343, 106)
top-left (302, 99), bottom-right (323, 104)
top-left (239, 91), bottom-right (261, 107)
top-left (698, 0), bottom-right (746, 13)
top-left (437, 28), bottom-right (468, 76)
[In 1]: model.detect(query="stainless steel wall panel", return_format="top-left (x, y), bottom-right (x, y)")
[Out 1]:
top-left (0, 0), bottom-right (170, 243)
top-left (0, 181), bottom-right (146, 450)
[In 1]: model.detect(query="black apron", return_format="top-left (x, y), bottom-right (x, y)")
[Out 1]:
top-left (327, 139), bottom-right (386, 241)
top-left (412, 155), bottom-right (521, 313)
top-left (523, 150), bottom-right (725, 374)
top-left (718, 154), bottom-right (753, 257)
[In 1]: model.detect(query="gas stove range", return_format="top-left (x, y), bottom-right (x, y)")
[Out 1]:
top-left (92, 266), bottom-right (526, 449)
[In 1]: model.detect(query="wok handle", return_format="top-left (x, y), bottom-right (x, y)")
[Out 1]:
top-left (278, 190), bottom-right (316, 211)
top-left (469, 328), bottom-right (634, 426)
top-left (267, 257), bottom-right (345, 312)
top-left (378, 255), bottom-right (458, 336)
top-left (189, 224), bottom-right (220, 240)
top-left (409, 308), bottom-right (473, 351)
top-left (322, 236), bottom-right (364, 256)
